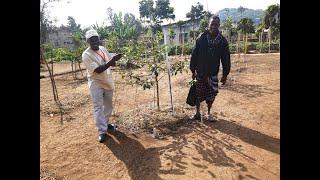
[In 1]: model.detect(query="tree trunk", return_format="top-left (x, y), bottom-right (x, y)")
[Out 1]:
top-left (167, 68), bottom-right (174, 113)
top-left (46, 61), bottom-right (57, 102)
top-left (242, 33), bottom-right (245, 53)
top-left (74, 61), bottom-right (78, 79)
top-left (269, 27), bottom-right (272, 53)
top-left (77, 61), bottom-right (84, 77)
top-left (165, 47), bottom-right (174, 113)
top-left (71, 60), bottom-right (74, 74)
top-left (237, 32), bottom-right (240, 58)
top-left (181, 33), bottom-right (184, 56)
top-left (152, 36), bottom-right (160, 111)
top-left (41, 48), bottom-right (64, 124)
top-left (245, 33), bottom-right (248, 70)
top-left (175, 45), bottom-right (178, 56)
top-left (260, 32), bottom-right (263, 53)
top-left (153, 84), bottom-right (156, 108)
top-left (51, 62), bottom-right (54, 76)
top-left (155, 74), bottom-right (160, 111)
top-left (71, 60), bottom-right (76, 80)
top-left (245, 33), bottom-right (248, 54)
top-left (244, 33), bottom-right (247, 54)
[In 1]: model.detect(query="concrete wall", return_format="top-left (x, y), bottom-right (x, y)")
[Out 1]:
top-left (47, 30), bottom-right (75, 49)
top-left (162, 20), bottom-right (200, 45)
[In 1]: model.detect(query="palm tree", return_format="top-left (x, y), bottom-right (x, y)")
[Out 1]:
top-left (264, 4), bottom-right (280, 52)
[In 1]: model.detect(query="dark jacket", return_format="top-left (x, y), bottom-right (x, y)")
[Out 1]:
top-left (190, 30), bottom-right (231, 77)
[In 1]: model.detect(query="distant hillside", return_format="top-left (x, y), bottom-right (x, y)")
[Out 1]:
top-left (217, 8), bottom-right (264, 25)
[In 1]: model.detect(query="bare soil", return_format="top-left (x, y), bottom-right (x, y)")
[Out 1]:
top-left (40, 53), bottom-right (280, 180)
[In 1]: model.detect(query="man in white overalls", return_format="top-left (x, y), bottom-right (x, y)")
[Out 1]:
top-left (82, 29), bottom-right (122, 143)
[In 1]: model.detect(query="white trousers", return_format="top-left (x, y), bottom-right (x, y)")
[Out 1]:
top-left (89, 85), bottom-right (113, 135)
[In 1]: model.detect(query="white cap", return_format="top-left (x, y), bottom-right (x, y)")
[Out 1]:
top-left (85, 29), bottom-right (99, 40)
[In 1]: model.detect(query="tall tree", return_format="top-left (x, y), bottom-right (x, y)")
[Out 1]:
top-left (222, 16), bottom-right (233, 42)
top-left (40, 0), bottom-right (60, 44)
top-left (107, 12), bottom-right (142, 42)
top-left (237, 6), bottom-right (246, 46)
top-left (107, 7), bottom-right (114, 25)
top-left (198, 11), bottom-right (213, 33)
top-left (124, 13), bottom-right (143, 40)
top-left (263, 4), bottom-right (280, 41)
top-left (139, 0), bottom-right (175, 33)
top-left (139, 0), bottom-right (155, 24)
top-left (91, 22), bottom-right (109, 40)
top-left (186, 2), bottom-right (205, 41)
top-left (238, 6), bottom-right (246, 18)
top-left (155, 0), bottom-right (175, 21)
top-left (67, 16), bottom-right (81, 33)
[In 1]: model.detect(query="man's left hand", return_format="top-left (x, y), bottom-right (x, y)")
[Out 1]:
top-left (220, 76), bottom-right (227, 85)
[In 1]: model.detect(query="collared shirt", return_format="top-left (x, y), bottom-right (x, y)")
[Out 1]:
top-left (82, 46), bottom-right (115, 90)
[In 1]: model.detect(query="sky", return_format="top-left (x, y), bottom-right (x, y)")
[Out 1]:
top-left (46, 0), bottom-right (280, 28)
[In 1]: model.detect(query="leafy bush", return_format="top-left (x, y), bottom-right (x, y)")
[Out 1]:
top-left (167, 44), bottom-right (193, 56)
top-left (183, 43), bottom-right (193, 55)
top-left (247, 42), bottom-right (258, 51)
top-left (256, 42), bottom-right (280, 53)
top-left (256, 42), bottom-right (269, 53)
top-left (229, 43), bottom-right (237, 53)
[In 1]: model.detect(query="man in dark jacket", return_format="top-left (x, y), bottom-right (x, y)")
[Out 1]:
top-left (190, 15), bottom-right (231, 122)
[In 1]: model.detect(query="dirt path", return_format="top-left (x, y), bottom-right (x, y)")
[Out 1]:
top-left (40, 54), bottom-right (280, 180)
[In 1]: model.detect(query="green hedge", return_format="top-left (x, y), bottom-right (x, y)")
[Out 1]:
top-left (168, 44), bottom-right (194, 56)
top-left (256, 43), bottom-right (269, 53)
top-left (229, 42), bottom-right (279, 53)
top-left (256, 42), bottom-right (280, 53)
top-left (229, 44), bottom-right (237, 53)
top-left (229, 43), bottom-right (245, 54)
top-left (168, 42), bottom-right (279, 55)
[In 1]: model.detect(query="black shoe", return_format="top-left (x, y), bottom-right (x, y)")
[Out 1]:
top-left (107, 124), bottom-right (117, 132)
top-left (99, 134), bottom-right (107, 143)
top-left (192, 113), bottom-right (202, 121)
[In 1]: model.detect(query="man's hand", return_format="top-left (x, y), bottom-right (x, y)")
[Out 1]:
top-left (220, 76), bottom-right (227, 85)
top-left (111, 53), bottom-right (122, 62)
top-left (94, 54), bottom-right (123, 73)
top-left (109, 53), bottom-right (122, 66)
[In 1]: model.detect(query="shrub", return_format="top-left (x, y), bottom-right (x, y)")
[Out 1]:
top-left (168, 44), bottom-right (193, 56)
top-left (256, 42), bottom-right (269, 53)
